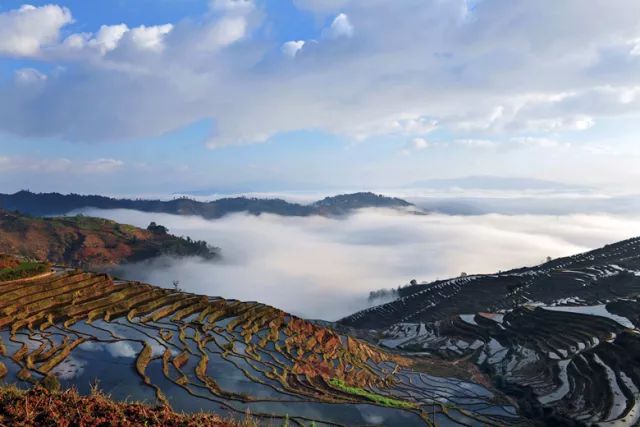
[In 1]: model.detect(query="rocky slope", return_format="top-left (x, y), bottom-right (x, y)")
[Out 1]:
top-left (0, 210), bottom-right (217, 268)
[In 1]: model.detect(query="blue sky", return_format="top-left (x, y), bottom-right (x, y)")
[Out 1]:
top-left (0, 0), bottom-right (639, 195)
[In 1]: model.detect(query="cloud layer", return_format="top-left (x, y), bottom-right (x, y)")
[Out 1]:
top-left (0, 1), bottom-right (638, 148)
top-left (79, 208), bottom-right (640, 320)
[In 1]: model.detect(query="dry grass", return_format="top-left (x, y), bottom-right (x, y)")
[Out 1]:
top-left (0, 384), bottom-right (255, 427)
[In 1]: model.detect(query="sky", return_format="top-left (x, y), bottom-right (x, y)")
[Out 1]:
top-left (0, 0), bottom-right (639, 195)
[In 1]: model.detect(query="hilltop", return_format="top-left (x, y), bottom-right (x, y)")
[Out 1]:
top-left (0, 210), bottom-right (217, 268)
top-left (312, 192), bottom-right (414, 215)
top-left (0, 191), bottom-right (420, 219)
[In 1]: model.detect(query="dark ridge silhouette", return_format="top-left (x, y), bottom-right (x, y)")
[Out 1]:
top-left (341, 236), bottom-right (640, 426)
top-left (0, 190), bottom-right (419, 219)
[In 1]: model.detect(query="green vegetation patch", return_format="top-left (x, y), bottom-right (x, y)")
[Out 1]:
top-left (328, 378), bottom-right (417, 409)
top-left (0, 261), bottom-right (48, 281)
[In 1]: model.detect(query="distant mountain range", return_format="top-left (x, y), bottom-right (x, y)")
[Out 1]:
top-left (0, 210), bottom-right (217, 268)
top-left (0, 190), bottom-right (418, 219)
top-left (407, 175), bottom-right (588, 192)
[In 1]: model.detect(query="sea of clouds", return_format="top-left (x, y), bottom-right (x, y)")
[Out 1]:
top-left (78, 207), bottom-right (640, 321)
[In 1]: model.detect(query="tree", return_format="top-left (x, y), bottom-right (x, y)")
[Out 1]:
top-left (147, 221), bottom-right (168, 234)
top-left (172, 280), bottom-right (182, 292)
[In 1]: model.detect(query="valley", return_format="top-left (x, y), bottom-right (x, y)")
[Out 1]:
top-left (2, 195), bottom-right (640, 425)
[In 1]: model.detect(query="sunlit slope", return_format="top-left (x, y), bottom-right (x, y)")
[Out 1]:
top-left (0, 210), bottom-right (216, 268)
top-left (0, 266), bottom-right (525, 426)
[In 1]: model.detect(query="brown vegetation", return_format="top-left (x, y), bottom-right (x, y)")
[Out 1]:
top-left (0, 385), bottom-right (245, 427)
top-left (0, 210), bottom-right (216, 269)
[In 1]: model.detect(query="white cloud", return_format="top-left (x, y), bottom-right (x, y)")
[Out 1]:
top-left (281, 40), bottom-right (305, 57)
top-left (517, 116), bottom-right (595, 133)
top-left (90, 24), bottom-right (129, 54)
top-left (14, 68), bottom-right (47, 84)
top-left (204, 17), bottom-right (247, 48)
top-left (324, 13), bottom-right (354, 38)
top-left (0, 156), bottom-right (124, 174)
top-left (411, 137), bottom-right (429, 150)
top-left (84, 208), bottom-right (640, 320)
top-left (455, 139), bottom-right (498, 149)
top-left (512, 137), bottom-right (569, 149)
top-left (629, 39), bottom-right (640, 56)
top-left (0, 4), bottom-right (72, 56)
top-left (0, 1), bottom-right (638, 151)
top-left (126, 24), bottom-right (173, 52)
top-left (394, 116), bottom-right (438, 135)
top-left (399, 137), bottom-right (431, 155)
top-left (78, 158), bottom-right (125, 173)
top-left (210, 0), bottom-right (255, 13)
top-left (64, 23), bottom-right (174, 55)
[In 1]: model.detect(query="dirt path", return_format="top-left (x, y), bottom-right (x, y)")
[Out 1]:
top-left (0, 270), bottom-right (56, 286)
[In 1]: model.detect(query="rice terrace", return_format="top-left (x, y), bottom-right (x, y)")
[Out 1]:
top-left (0, 0), bottom-right (638, 425)
top-left (0, 256), bottom-right (523, 426)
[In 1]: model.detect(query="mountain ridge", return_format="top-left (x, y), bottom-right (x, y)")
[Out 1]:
top-left (0, 210), bottom-right (217, 269)
top-left (0, 190), bottom-right (420, 219)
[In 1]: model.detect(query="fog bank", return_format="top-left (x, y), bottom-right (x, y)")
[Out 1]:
top-left (79, 208), bottom-right (640, 321)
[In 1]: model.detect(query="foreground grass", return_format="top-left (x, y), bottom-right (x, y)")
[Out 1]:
top-left (0, 261), bottom-right (49, 282)
top-left (328, 378), bottom-right (417, 409)
top-left (0, 384), bottom-right (254, 427)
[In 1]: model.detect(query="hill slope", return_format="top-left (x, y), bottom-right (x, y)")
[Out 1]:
top-left (0, 210), bottom-right (217, 268)
top-left (340, 236), bottom-right (640, 425)
top-left (0, 264), bottom-right (525, 427)
top-left (0, 191), bottom-right (419, 219)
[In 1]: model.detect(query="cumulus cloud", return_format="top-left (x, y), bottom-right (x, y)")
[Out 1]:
top-left (80, 208), bottom-right (640, 321)
top-left (281, 40), bottom-right (306, 58)
top-left (0, 1), bottom-right (638, 147)
top-left (125, 24), bottom-right (174, 52)
top-left (324, 13), bottom-right (354, 38)
top-left (0, 4), bottom-right (72, 57)
top-left (87, 24), bottom-right (129, 54)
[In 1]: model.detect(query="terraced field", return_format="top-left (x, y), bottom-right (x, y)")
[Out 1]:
top-left (342, 236), bottom-right (640, 329)
top-left (0, 266), bottom-right (524, 426)
top-left (342, 237), bottom-right (640, 425)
